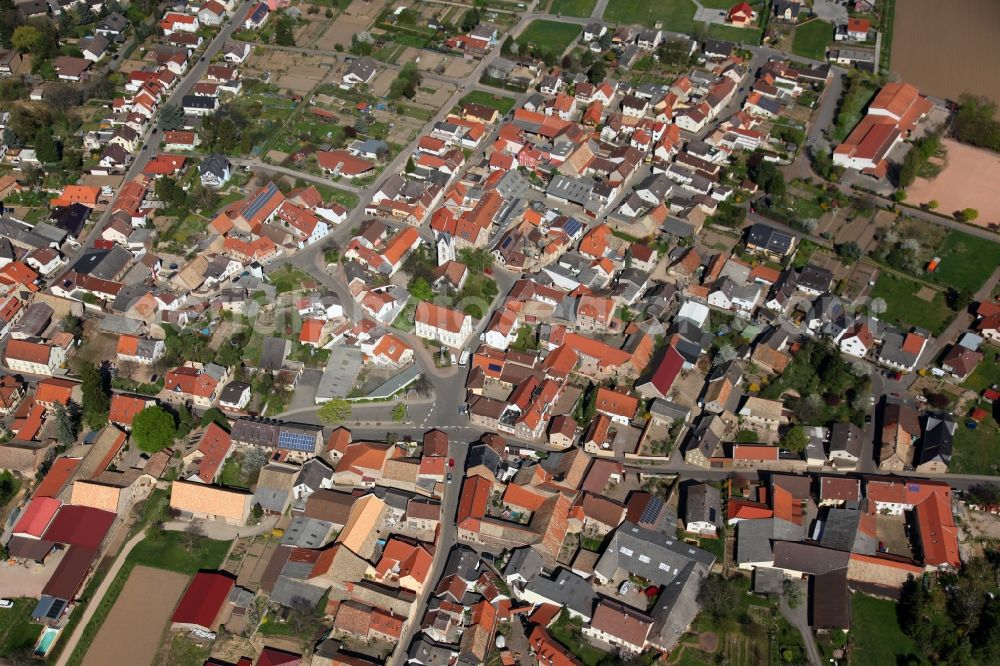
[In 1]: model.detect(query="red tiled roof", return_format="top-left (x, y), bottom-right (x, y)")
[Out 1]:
top-left (34, 458), bottom-right (82, 499)
top-left (196, 422), bottom-right (232, 483)
top-left (43, 505), bottom-right (116, 548)
top-left (13, 496), bottom-right (61, 537)
top-left (171, 571), bottom-right (235, 629)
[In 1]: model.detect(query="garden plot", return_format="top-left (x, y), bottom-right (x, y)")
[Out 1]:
top-left (314, 0), bottom-right (379, 51)
top-left (82, 566), bottom-right (189, 666)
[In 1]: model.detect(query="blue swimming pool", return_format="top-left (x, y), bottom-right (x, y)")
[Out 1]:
top-left (35, 627), bottom-right (59, 656)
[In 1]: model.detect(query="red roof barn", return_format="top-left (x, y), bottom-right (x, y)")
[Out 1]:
top-left (171, 571), bottom-right (236, 631)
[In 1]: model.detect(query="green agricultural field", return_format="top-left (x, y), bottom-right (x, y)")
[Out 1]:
top-left (604, 0), bottom-right (697, 33)
top-left (925, 230), bottom-right (1000, 292)
top-left (851, 594), bottom-right (925, 665)
top-left (460, 90), bottom-right (517, 114)
top-left (517, 20), bottom-right (582, 52)
top-left (550, 0), bottom-right (597, 17)
top-left (869, 273), bottom-right (954, 335)
top-left (792, 19), bottom-right (833, 60)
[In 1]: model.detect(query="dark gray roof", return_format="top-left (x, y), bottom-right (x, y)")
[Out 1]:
top-left (917, 413), bottom-right (955, 466)
top-left (829, 422), bottom-right (863, 458)
top-left (798, 264), bottom-right (833, 292)
top-left (753, 566), bottom-right (785, 594)
top-left (684, 484), bottom-right (721, 528)
top-left (504, 546), bottom-right (543, 582)
top-left (522, 568), bottom-right (596, 619)
top-left (294, 458), bottom-right (333, 492)
top-left (465, 443), bottom-right (501, 476)
top-left (595, 522), bottom-right (715, 586)
top-left (772, 542), bottom-right (850, 575)
top-left (219, 380), bottom-right (250, 404)
top-left (281, 516), bottom-right (334, 548)
top-left (810, 569), bottom-right (851, 630)
top-left (441, 545), bottom-right (480, 582)
top-left (735, 518), bottom-right (804, 566)
top-left (649, 398), bottom-right (690, 423)
top-left (746, 222), bottom-right (795, 255)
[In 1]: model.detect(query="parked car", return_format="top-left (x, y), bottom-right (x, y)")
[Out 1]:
top-left (0, 600), bottom-right (13, 609)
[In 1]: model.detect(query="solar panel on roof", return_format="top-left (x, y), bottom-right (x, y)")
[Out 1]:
top-left (46, 599), bottom-right (67, 619)
top-left (242, 182), bottom-right (279, 221)
top-left (640, 496), bottom-right (664, 524)
top-left (278, 430), bottom-right (315, 452)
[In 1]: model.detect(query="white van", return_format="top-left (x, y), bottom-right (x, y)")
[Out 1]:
top-left (459, 350), bottom-right (470, 366)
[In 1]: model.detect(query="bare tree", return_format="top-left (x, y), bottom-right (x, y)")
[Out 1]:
top-left (181, 520), bottom-right (206, 552)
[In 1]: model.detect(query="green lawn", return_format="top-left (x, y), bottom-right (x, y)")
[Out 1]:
top-left (517, 20), bottom-right (582, 52)
top-left (707, 23), bottom-right (763, 45)
top-left (949, 410), bottom-right (1000, 475)
top-left (963, 345), bottom-right (1000, 393)
top-left (851, 594), bottom-right (925, 666)
top-left (604, 0), bottom-right (697, 33)
top-left (460, 90), bottom-right (516, 114)
top-left (550, 612), bottom-right (610, 665)
top-left (869, 273), bottom-right (955, 335)
top-left (791, 19), bottom-right (832, 60)
top-left (550, 0), bottom-right (597, 17)
top-left (925, 231), bottom-right (1000, 293)
top-left (268, 266), bottom-right (314, 294)
top-left (0, 598), bottom-right (43, 659)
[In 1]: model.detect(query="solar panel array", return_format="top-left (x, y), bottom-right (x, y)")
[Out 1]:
top-left (640, 496), bottom-right (665, 525)
top-left (278, 429), bottom-right (316, 452)
top-left (242, 182), bottom-right (280, 221)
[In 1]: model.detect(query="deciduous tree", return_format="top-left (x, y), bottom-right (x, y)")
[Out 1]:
top-left (132, 406), bottom-right (177, 452)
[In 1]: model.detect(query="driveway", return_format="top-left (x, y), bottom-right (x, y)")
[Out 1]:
top-left (810, 0), bottom-right (848, 23)
top-left (779, 582), bottom-right (822, 666)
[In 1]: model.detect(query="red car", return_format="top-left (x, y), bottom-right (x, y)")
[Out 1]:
top-left (448, 458), bottom-right (455, 468)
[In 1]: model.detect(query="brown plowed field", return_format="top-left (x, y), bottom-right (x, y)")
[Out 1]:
top-left (81, 566), bottom-right (189, 666)
top-left (892, 0), bottom-right (1000, 106)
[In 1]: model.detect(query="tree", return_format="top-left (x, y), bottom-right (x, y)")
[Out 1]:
top-left (460, 7), bottom-right (481, 31)
top-left (958, 208), bottom-right (979, 222)
top-left (0, 470), bottom-right (20, 506)
top-left (408, 276), bottom-right (433, 301)
top-left (34, 127), bottom-right (60, 163)
top-left (587, 60), bottom-right (606, 84)
top-left (200, 407), bottom-right (230, 430)
top-left (781, 426), bottom-right (809, 453)
top-left (275, 14), bottom-right (295, 46)
top-left (698, 575), bottom-right (739, 625)
top-left (835, 241), bottom-right (862, 261)
top-left (457, 247), bottom-right (494, 273)
top-left (713, 344), bottom-right (737, 367)
top-left (132, 406), bottom-right (177, 452)
top-left (392, 403), bottom-right (407, 423)
top-left (181, 520), bottom-right (205, 551)
top-left (158, 103), bottom-right (185, 131)
top-left (80, 364), bottom-right (110, 430)
top-left (783, 579), bottom-right (802, 608)
top-left (318, 399), bottom-right (351, 424)
top-left (927, 199), bottom-right (939, 210)
top-left (868, 297), bottom-right (887, 316)
top-left (11, 25), bottom-right (44, 56)
top-left (946, 287), bottom-right (973, 311)
top-left (54, 402), bottom-right (81, 446)
top-left (952, 93), bottom-right (1000, 152)
top-left (349, 34), bottom-right (373, 56)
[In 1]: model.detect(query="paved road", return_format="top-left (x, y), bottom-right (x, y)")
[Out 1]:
top-left (389, 435), bottom-right (471, 666)
top-left (230, 157), bottom-right (362, 193)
